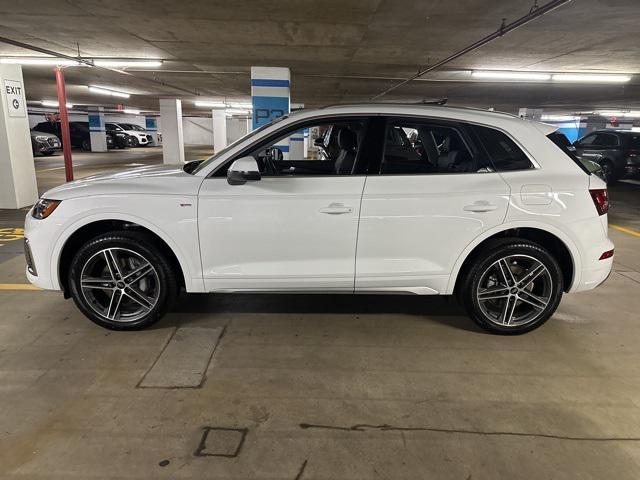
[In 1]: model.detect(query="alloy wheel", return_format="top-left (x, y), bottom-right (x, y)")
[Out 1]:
top-left (476, 254), bottom-right (553, 328)
top-left (80, 248), bottom-right (160, 323)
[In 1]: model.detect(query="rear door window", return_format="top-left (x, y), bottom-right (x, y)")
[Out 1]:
top-left (592, 133), bottom-right (619, 147)
top-left (378, 119), bottom-right (482, 174)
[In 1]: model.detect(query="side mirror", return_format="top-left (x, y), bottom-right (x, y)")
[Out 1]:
top-left (227, 156), bottom-right (261, 185)
top-left (313, 137), bottom-right (325, 147)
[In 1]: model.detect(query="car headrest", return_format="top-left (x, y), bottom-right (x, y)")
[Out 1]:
top-left (337, 128), bottom-right (357, 151)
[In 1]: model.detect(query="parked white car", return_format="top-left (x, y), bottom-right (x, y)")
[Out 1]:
top-left (24, 105), bottom-right (614, 334)
top-left (106, 122), bottom-right (153, 147)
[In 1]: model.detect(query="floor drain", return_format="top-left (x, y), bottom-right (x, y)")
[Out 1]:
top-left (194, 427), bottom-right (248, 458)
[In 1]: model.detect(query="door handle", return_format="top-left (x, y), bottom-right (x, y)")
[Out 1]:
top-left (320, 203), bottom-right (353, 215)
top-left (463, 202), bottom-right (498, 213)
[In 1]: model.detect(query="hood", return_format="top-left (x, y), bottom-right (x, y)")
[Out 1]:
top-left (31, 130), bottom-right (58, 139)
top-left (43, 163), bottom-right (198, 200)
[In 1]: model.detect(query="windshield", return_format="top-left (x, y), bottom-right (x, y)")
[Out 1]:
top-left (191, 115), bottom-right (289, 174)
top-left (122, 124), bottom-right (145, 131)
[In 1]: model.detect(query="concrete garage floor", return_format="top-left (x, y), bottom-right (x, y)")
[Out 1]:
top-left (0, 149), bottom-right (640, 479)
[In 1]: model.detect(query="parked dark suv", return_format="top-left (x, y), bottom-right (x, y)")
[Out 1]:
top-left (32, 121), bottom-right (115, 150)
top-left (573, 130), bottom-right (640, 183)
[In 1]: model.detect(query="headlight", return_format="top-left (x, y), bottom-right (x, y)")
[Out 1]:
top-left (31, 199), bottom-right (61, 219)
top-left (35, 135), bottom-right (49, 141)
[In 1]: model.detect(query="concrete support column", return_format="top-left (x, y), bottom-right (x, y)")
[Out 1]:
top-left (289, 130), bottom-right (304, 159)
top-left (251, 66), bottom-right (290, 158)
top-left (145, 116), bottom-right (160, 145)
top-left (212, 109), bottom-right (227, 154)
top-left (0, 64), bottom-right (38, 208)
top-left (159, 98), bottom-right (185, 164)
top-left (88, 107), bottom-right (107, 152)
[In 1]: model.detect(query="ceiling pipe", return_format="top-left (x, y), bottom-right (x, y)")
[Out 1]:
top-left (0, 36), bottom-right (200, 96)
top-left (371, 0), bottom-right (573, 100)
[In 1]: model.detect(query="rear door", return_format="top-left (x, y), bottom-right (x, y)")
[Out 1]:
top-left (355, 117), bottom-right (511, 295)
top-left (575, 132), bottom-right (621, 163)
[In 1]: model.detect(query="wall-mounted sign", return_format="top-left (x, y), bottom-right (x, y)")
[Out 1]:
top-left (3, 79), bottom-right (26, 117)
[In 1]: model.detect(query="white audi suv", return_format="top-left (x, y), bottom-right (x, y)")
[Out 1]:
top-left (24, 105), bottom-right (614, 334)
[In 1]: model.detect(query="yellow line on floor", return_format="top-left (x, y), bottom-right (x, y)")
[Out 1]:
top-left (0, 284), bottom-right (41, 290)
top-left (610, 224), bottom-right (640, 238)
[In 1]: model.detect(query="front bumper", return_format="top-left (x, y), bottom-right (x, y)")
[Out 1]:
top-left (34, 139), bottom-right (61, 152)
top-left (23, 213), bottom-right (58, 290)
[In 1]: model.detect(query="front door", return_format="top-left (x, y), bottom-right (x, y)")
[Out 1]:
top-left (197, 117), bottom-right (369, 292)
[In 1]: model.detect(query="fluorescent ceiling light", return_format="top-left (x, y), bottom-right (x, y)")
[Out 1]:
top-left (552, 74), bottom-right (631, 83)
top-left (195, 101), bottom-right (226, 108)
top-left (94, 59), bottom-right (162, 68)
top-left (1, 57), bottom-right (81, 66)
top-left (598, 110), bottom-right (640, 118)
top-left (41, 100), bottom-right (73, 109)
top-left (541, 115), bottom-right (580, 121)
top-left (227, 102), bottom-right (252, 109)
top-left (89, 86), bottom-right (130, 98)
top-left (472, 70), bottom-right (551, 81)
top-left (123, 108), bottom-right (141, 114)
top-left (225, 108), bottom-right (250, 115)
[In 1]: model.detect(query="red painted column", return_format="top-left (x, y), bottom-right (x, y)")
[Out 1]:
top-left (54, 67), bottom-right (73, 181)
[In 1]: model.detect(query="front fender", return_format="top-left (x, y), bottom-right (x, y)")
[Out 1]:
top-left (50, 207), bottom-right (204, 293)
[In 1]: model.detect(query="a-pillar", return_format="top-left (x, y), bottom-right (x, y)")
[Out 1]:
top-left (145, 116), bottom-right (160, 145)
top-left (88, 107), bottom-right (107, 152)
top-left (0, 64), bottom-right (38, 208)
top-left (159, 98), bottom-right (185, 164)
top-left (251, 66), bottom-right (290, 158)
top-left (212, 108), bottom-right (227, 154)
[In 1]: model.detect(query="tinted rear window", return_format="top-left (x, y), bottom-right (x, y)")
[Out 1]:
top-left (547, 132), bottom-right (592, 175)
top-left (472, 125), bottom-right (533, 171)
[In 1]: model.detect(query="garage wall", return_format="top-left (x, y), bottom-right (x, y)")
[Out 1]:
top-left (182, 117), bottom-right (213, 145)
top-left (182, 116), bottom-right (249, 146)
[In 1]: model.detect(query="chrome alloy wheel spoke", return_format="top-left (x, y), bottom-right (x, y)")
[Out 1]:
top-left (80, 247), bottom-right (160, 323)
top-left (476, 254), bottom-right (553, 328)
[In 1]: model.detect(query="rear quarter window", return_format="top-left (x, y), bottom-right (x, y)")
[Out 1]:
top-left (472, 125), bottom-right (533, 171)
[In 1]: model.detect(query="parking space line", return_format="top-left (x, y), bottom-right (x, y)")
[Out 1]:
top-left (610, 224), bottom-right (640, 238)
top-left (0, 284), bottom-right (41, 290)
top-left (0, 228), bottom-right (24, 242)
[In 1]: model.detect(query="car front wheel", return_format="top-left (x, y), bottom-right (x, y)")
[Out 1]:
top-left (68, 232), bottom-right (177, 330)
top-left (460, 239), bottom-right (563, 335)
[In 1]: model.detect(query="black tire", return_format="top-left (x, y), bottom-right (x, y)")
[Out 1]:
top-left (82, 139), bottom-right (91, 151)
top-left (68, 231), bottom-right (178, 330)
top-left (41, 150), bottom-right (55, 156)
top-left (460, 239), bottom-right (563, 335)
top-left (129, 136), bottom-right (140, 147)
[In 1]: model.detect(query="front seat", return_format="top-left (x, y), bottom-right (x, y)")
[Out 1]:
top-left (333, 128), bottom-right (358, 175)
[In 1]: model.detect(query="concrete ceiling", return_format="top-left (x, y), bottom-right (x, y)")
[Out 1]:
top-left (0, 0), bottom-right (638, 114)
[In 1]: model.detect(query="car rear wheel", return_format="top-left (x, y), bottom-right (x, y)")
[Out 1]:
top-left (82, 139), bottom-right (91, 151)
top-left (460, 239), bottom-right (563, 335)
top-left (68, 232), bottom-right (177, 330)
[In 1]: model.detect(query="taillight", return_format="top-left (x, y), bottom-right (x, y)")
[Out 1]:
top-left (589, 189), bottom-right (609, 216)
